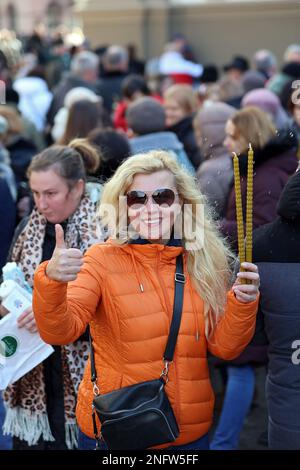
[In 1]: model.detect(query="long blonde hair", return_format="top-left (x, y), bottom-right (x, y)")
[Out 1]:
top-left (99, 150), bottom-right (235, 335)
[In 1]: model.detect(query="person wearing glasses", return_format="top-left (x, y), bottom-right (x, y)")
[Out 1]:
top-left (32, 150), bottom-right (260, 450)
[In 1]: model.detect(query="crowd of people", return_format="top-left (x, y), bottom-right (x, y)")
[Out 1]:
top-left (0, 27), bottom-right (300, 451)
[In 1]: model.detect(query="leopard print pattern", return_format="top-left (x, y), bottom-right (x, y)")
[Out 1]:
top-left (4, 193), bottom-right (104, 439)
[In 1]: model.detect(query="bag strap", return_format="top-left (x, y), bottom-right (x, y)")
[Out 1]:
top-left (163, 254), bottom-right (185, 362)
top-left (89, 253), bottom-right (185, 386)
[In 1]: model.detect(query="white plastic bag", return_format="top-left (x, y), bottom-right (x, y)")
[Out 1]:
top-left (0, 280), bottom-right (54, 390)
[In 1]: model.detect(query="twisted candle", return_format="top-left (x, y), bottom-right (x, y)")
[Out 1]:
top-left (246, 144), bottom-right (254, 264)
top-left (232, 152), bottom-right (245, 265)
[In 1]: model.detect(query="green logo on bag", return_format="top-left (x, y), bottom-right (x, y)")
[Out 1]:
top-left (0, 335), bottom-right (18, 358)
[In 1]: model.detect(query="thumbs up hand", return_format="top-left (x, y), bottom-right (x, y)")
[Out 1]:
top-left (46, 224), bottom-right (84, 282)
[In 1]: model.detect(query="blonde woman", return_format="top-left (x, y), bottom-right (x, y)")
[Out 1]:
top-left (163, 84), bottom-right (201, 169)
top-left (32, 150), bottom-right (259, 450)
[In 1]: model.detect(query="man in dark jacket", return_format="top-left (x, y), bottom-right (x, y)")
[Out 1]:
top-left (46, 51), bottom-right (99, 128)
top-left (97, 45), bottom-right (128, 113)
top-left (253, 168), bottom-right (300, 449)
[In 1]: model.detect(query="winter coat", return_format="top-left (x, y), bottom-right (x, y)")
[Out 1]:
top-left (96, 72), bottom-right (128, 113)
top-left (13, 77), bottom-right (52, 132)
top-left (252, 169), bottom-right (300, 449)
top-left (0, 145), bottom-right (17, 201)
top-left (130, 131), bottom-right (195, 175)
top-left (196, 102), bottom-right (236, 218)
top-left (33, 240), bottom-right (258, 448)
top-left (221, 128), bottom-right (298, 252)
top-left (46, 75), bottom-right (97, 127)
top-left (197, 155), bottom-right (233, 220)
top-left (167, 115), bottom-right (202, 169)
top-left (6, 136), bottom-right (37, 190)
top-left (0, 177), bottom-right (16, 272)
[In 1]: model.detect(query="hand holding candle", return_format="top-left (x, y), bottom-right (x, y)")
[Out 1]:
top-left (232, 144), bottom-right (259, 297)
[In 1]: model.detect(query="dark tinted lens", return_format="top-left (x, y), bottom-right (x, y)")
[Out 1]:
top-left (127, 191), bottom-right (147, 208)
top-left (152, 188), bottom-right (175, 207)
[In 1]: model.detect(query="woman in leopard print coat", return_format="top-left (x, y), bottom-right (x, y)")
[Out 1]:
top-left (2, 138), bottom-right (105, 450)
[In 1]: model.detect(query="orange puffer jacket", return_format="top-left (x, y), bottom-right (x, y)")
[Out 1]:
top-left (33, 241), bottom-right (258, 448)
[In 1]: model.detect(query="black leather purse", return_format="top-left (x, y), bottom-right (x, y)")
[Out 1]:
top-left (89, 254), bottom-right (185, 450)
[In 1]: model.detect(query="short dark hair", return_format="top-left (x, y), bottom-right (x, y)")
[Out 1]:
top-left (126, 97), bottom-right (165, 135)
top-left (122, 74), bottom-right (150, 99)
top-left (88, 128), bottom-right (130, 181)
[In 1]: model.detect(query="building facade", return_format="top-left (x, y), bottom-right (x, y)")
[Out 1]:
top-left (0, 0), bottom-right (299, 67)
top-left (0, 0), bottom-right (75, 34)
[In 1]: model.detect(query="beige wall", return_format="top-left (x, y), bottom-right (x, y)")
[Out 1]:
top-left (75, 1), bottom-right (300, 66)
top-left (169, 1), bottom-right (300, 67)
top-left (0, 0), bottom-right (74, 34)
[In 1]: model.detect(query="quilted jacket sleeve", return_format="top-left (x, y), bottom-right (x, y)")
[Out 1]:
top-left (33, 246), bottom-right (103, 345)
top-left (207, 290), bottom-right (259, 360)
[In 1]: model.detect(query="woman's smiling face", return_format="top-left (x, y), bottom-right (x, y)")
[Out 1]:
top-left (126, 169), bottom-right (181, 243)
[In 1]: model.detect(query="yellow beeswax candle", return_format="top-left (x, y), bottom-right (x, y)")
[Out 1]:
top-left (232, 152), bottom-right (245, 265)
top-left (246, 144), bottom-right (254, 264)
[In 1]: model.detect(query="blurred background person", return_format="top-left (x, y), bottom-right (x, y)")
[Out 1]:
top-left (210, 106), bottom-right (298, 450)
top-left (194, 102), bottom-right (236, 218)
top-left (47, 50), bottom-right (99, 129)
top-left (97, 45), bottom-right (129, 114)
top-left (113, 74), bottom-right (161, 132)
top-left (88, 128), bottom-right (130, 182)
top-left (253, 49), bottom-right (278, 80)
top-left (158, 41), bottom-right (203, 87)
top-left (126, 97), bottom-right (195, 174)
top-left (0, 104), bottom-right (37, 201)
top-left (163, 84), bottom-right (201, 169)
top-left (242, 88), bottom-right (291, 130)
top-left (58, 99), bottom-right (107, 147)
top-left (253, 168), bottom-right (300, 449)
top-left (13, 66), bottom-right (52, 133)
top-left (0, 114), bottom-right (17, 275)
top-left (221, 106), bottom-right (298, 250)
top-left (51, 86), bottom-right (105, 143)
top-left (267, 44), bottom-right (300, 97)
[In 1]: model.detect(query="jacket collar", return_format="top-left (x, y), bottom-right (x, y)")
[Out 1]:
top-left (128, 234), bottom-right (182, 248)
top-left (238, 127), bottom-right (298, 176)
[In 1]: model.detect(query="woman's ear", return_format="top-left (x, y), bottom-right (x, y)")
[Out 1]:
top-left (74, 179), bottom-right (85, 198)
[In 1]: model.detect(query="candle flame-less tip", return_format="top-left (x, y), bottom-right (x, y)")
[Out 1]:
top-left (249, 143), bottom-right (253, 151)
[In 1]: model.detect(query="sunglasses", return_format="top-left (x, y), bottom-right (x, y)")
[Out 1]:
top-left (126, 188), bottom-right (177, 208)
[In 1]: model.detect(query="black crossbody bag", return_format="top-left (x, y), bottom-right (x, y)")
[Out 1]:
top-left (89, 254), bottom-right (185, 450)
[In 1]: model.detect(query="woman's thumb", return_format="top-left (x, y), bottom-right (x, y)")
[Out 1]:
top-left (55, 224), bottom-right (66, 249)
